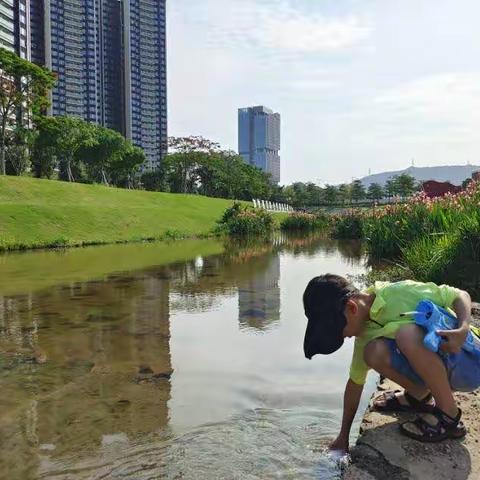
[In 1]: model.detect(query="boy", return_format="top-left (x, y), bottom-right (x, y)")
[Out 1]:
top-left (303, 274), bottom-right (480, 452)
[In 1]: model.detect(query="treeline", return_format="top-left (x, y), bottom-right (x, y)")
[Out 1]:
top-left (141, 136), bottom-right (274, 200)
top-left (280, 174), bottom-right (420, 208)
top-left (32, 116), bottom-right (145, 187)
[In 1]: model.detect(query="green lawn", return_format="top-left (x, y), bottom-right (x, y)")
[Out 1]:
top-left (0, 177), bottom-right (247, 250)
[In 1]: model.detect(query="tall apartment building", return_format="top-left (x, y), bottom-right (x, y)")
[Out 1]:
top-left (0, 0), bottom-right (15, 51)
top-left (27, 0), bottom-right (167, 169)
top-left (14, 1), bottom-right (30, 59)
top-left (238, 106), bottom-right (281, 184)
top-left (1, 0), bottom-right (31, 59)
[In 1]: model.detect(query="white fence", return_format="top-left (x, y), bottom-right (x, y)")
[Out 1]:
top-left (252, 199), bottom-right (294, 212)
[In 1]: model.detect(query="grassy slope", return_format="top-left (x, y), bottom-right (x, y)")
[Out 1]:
top-left (0, 177), bottom-right (243, 250)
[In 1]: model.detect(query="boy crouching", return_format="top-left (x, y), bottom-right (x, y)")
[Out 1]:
top-left (303, 275), bottom-right (480, 452)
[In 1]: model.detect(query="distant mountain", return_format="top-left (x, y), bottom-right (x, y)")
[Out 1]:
top-left (360, 165), bottom-right (480, 187)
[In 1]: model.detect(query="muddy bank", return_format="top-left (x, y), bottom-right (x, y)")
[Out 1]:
top-left (345, 304), bottom-right (480, 480)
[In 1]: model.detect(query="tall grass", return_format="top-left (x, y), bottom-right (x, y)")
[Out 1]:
top-left (280, 212), bottom-right (329, 232)
top-left (363, 182), bottom-right (480, 260)
top-left (330, 210), bottom-right (365, 239)
top-left (402, 216), bottom-right (480, 296)
top-left (331, 182), bottom-right (480, 293)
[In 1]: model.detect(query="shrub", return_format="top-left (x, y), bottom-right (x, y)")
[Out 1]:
top-left (280, 212), bottom-right (328, 231)
top-left (331, 210), bottom-right (365, 239)
top-left (216, 203), bottom-right (273, 237)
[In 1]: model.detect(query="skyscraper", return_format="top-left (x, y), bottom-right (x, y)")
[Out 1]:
top-left (29, 0), bottom-right (167, 169)
top-left (238, 105), bottom-right (281, 184)
top-left (0, 0), bottom-right (15, 52)
top-left (126, 0), bottom-right (168, 168)
top-left (14, 1), bottom-right (30, 60)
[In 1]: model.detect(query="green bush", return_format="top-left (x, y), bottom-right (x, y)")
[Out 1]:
top-left (217, 203), bottom-right (273, 237)
top-left (331, 211), bottom-right (365, 239)
top-left (280, 212), bottom-right (328, 231)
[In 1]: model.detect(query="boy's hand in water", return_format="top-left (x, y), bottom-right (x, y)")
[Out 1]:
top-left (329, 435), bottom-right (349, 454)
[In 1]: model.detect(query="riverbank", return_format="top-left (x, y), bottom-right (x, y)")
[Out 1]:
top-left (0, 177), bottom-right (262, 251)
top-left (345, 303), bottom-right (480, 480)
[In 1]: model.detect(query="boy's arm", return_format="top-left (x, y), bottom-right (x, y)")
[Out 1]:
top-left (329, 378), bottom-right (364, 453)
top-left (438, 289), bottom-right (472, 353)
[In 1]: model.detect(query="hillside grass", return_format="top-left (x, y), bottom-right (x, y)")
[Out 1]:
top-left (0, 177), bottom-right (253, 250)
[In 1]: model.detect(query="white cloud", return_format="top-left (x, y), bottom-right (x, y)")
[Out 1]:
top-left (255, 11), bottom-right (370, 52)
top-left (173, 0), bottom-right (371, 54)
top-left (370, 73), bottom-right (480, 140)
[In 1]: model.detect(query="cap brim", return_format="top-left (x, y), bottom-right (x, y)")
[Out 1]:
top-left (303, 313), bottom-right (344, 359)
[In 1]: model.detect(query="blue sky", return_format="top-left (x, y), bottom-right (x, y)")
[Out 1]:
top-left (167, 0), bottom-right (480, 184)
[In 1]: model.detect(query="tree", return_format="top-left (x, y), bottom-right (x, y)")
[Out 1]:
top-left (322, 184), bottom-right (338, 204)
top-left (31, 142), bottom-right (56, 179)
top-left (33, 116), bottom-right (96, 182)
top-left (270, 184), bottom-right (288, 204)
top-left (0, 47), bottom-right (55, 175)
top-left (162, 136), bottom-right (274, 200)
top-left (5, 127), bottom-right (32, 175)
top-left (163, 136), bottom-right (220, 194)
top-left (290, 182), bottom-right (310, 207)
top-left (305, 182), bottom-right (322, 206)
top-left (80, 126), bottom-right (127, 185)
top-left (385, 178), bottom-right (397, 199)
top-left (141, 169), bottom-right (166, 192)
top-left (110, 144), bottom-right (145, 188)
top-left (168, 136), bottom-right (221, 154)
top-left (350, 180), bottom-right (366, 203)
top-left (396, 173), bottom-right (416, 199)
top-left (161, 151), bottom-right (201, 193)
top-left (337, 184), bottom-right (350, 205)
top-left (367, 183), bottom-right (384, 203)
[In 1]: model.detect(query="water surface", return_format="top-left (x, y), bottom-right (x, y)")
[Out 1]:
top-left (0, 236), bottom-right (376, 479)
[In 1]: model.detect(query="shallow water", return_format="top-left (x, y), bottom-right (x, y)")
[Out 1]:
top-left (0, 236), bottom-right (376, 480)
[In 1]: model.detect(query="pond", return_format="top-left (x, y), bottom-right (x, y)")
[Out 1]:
top-left (0, 235), bottom-right (377, 480)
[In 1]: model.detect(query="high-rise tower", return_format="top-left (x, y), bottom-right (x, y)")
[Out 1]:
top-left (238, 106), bottom-right (281, 184)
top-left (0, 0), bottom-right (15, 52)
top-left (29, 0), bottom-right (167, 169)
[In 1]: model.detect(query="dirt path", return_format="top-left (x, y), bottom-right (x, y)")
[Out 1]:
top-left (344, 304), bottom-right (480, 480)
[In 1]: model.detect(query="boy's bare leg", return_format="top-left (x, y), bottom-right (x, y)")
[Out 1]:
top-left (395, 325), bottom-right (457, 417)
top-left (364, 339), bottom-right (431, 405)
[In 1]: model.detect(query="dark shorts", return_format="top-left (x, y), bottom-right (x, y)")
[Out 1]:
top-left (385, 337), bottom-right (480, 392)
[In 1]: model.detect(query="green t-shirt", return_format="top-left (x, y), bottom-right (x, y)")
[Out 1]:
top-left (349, 280), bottom-right (461, 385)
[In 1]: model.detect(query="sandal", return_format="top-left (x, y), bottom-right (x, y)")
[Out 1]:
top-left (400, 407), bottom-right (467, 443)
top-left (374, 390), bottom-right (435, 413)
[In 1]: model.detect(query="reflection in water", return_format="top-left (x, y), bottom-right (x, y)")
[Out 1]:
top-left (238, 253), bottom-right (280, 332)
top-left (0, 235), bottom-right (370, 480)
top-left (0, 274), bottom-right (173, 479)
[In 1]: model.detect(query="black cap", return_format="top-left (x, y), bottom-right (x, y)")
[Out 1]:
top-left (303, 275), bottom-right (358, 359)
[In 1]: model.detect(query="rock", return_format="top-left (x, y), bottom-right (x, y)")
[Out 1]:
top-left (138, 365), bottom-right (154, 375)
top-left (345, 379), bottom-right (480, 479)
